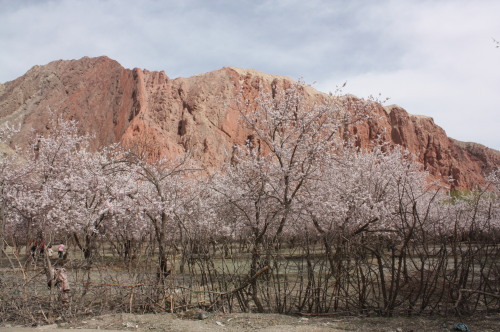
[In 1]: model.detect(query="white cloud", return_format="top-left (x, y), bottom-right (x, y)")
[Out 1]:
top-left (317, 0), bottom-right (500, 149)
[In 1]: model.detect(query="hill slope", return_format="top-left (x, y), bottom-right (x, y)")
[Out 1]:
top-left (0, 56), bottom-right (498, 189)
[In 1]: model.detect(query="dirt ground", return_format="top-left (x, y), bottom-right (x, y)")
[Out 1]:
top-left (1, 312), bottom-right (499, 332)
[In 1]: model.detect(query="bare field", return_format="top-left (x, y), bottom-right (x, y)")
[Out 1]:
top-left (1, 312), bottom-right (500, 332)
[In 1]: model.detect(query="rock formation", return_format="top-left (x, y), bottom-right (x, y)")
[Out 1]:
top-left (0, 56), bottom-right (498, 189)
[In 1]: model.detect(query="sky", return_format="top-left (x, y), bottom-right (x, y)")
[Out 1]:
top-left (1, 0), bottom-right (499, 150)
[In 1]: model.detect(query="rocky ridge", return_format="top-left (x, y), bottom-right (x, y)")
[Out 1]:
top-left (0, 56), bottom-right (498, 189)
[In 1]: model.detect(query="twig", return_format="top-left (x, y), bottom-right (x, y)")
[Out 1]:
top-left (39, 304), bottom-right (49, 324)
top-left (129, 288), bottom-right (135, 313)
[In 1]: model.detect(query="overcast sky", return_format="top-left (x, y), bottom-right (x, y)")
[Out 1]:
top-left (1, 0), bottom-right (499, 149)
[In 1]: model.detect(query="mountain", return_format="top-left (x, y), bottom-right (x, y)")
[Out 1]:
top-left (0, 56), bottom-right (498, 189)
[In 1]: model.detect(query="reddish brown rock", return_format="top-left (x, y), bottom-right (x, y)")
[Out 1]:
top-left (0, 56), bottom-right (498, 189)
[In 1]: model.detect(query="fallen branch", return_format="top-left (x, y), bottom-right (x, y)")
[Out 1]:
top-left (459, 289), bottom-right (500, 299)
top-left (207, 266), bottom-right (270, 310)
top-left (173, 300), bottom-right (208, 310)
top-left (177, 286), bottom-right (225, 295)
top-left (225, 266), bottom-right (270, 296)
top-left (296, 311), bottom-right (354, 317)
top-left (84, 282), bottom-right (144, 288)
top-left (455, 288), bottom-right (500, 310)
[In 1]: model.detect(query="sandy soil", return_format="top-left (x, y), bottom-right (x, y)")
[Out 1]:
top-left (1, 312), bottom-right (499, 332)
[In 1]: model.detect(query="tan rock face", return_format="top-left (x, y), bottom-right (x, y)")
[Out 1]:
top-left (0, 56), bottom-right (498, 189)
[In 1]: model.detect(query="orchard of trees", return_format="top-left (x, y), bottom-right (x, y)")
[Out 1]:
top-left (0, 82), bottom-right (498, 323)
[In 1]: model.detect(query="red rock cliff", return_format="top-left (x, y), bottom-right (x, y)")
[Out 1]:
top-left (0, 56), bottom-right (498, 189)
